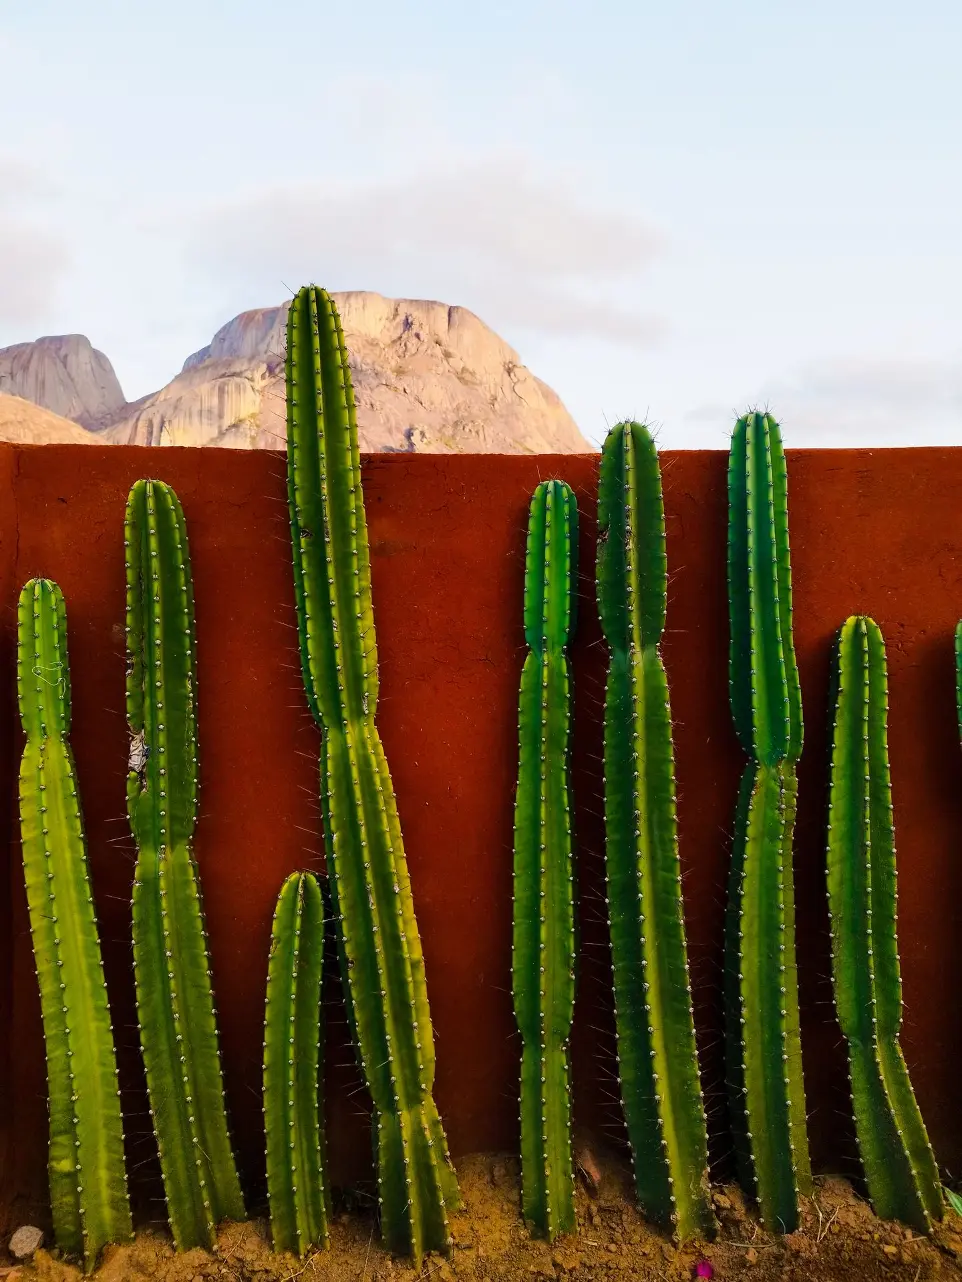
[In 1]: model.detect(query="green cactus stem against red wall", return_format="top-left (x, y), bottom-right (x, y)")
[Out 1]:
top-left (826, 616), bottom-right (942, 1231)
top-left (596, 422), bottom-right (715, 1241)
top-left (725, 411), bottom-right (811, 1233)
top-left (125, 479), bottom-right (245, 1250)
top-left (286, 285), bottom-right (459, 1266)
top-left (512, 479), bottom-right (578, 1241)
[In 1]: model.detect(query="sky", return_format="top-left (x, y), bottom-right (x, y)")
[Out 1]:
top-left (1, 1), bottom-right (960, 449)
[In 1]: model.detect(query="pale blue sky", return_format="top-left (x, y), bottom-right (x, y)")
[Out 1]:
top-left (2, 1), bottom-right (960, 447)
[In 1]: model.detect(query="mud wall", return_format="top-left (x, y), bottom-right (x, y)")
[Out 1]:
top-left (1, 443), bottom-right (961, 1229)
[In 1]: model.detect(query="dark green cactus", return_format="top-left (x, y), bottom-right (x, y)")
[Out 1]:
top-left (512, 479), bottom-right (578, 1241)
top-left (286, 284), bottom-right (459, 1265)
top-left (125, 479), bottom-right (245, 1250)
top-left (263, 871), bottom-right (330, 1255)
top-left (17, 579), bottom-right (132, 1272)
top-left (826, 615), bottom-right (942, 1230)
top-left (725, 411), bottom-right (811, 1233)
top-left (596, 422), bottom-right (715, 1241)
top-left (955, 622), bottom-right (962, 741)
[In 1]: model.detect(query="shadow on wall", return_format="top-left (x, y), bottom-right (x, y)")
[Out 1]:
top-left (1, 443), bottom-right (962, 1229)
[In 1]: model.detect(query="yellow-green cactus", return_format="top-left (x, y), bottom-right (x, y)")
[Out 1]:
top-left (17, 579), bottom-right (132, 1272)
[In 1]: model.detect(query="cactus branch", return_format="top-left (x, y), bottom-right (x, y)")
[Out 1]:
top-left (264, 871), bottom-right (330, 1255)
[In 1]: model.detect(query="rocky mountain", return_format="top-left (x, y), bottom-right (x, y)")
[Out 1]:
top-left (0, 292), bottom-right (592, 453)
top-left (0, 393), bottom-right (101, 445)
top-left (0, 335), bottom-right (125, 429)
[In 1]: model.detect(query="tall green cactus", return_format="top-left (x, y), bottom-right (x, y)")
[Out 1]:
top-left (512, 480), bottom-right (578, 1241)
top-left (725, 411), bottom-right (811, 1233)
top-left (263, 871), bottom-right (330, 1255)
top-left (17, 579), bottom-right (132, 1272)
top-left (596, 422), bottom-right (715, 1241)
top-left (955, 622), bottom-right (962, 741)
top-left (286, 284), bottom-right (459, 1264)
top-left (125, 479), bottom-right (244, 1250)
top-left (826, 615), bottom-right (942, 1230)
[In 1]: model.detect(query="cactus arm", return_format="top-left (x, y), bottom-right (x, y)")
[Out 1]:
top-left (596, 423), bottom-right (714, 1241)
top-left (512, 481), bottom-right (577, 1240)
top-left (17, 580), bottom-right (132, 1271)
top-left (287, 286), bottom-right (458, 1265)
top-left (728, 414), bottom-right (803, 767)
top-left (264, 872), bottom-right (329, 1255)
top-left (826, 617), bottom-right (942, 1230)
top-left (126, 480), bottom-right (244, 1250)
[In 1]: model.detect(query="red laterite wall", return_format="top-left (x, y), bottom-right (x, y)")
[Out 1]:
top-left (1, 443), bottom-right (961, 1232)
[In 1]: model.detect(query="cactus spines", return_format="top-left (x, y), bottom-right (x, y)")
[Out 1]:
top-left (725, 411), bottom-right (810, 1233)
top-left (286, 285), bottom-right (459, 1264)
top-left (596, 422), bottom-right (715, 1241)
top-left (17, 579), bottom-right (132, 1272)
top-left (512, 480), bottom-right (578, 1240)
top-left (826, 616), bottom-right (943, 1230)
top-left (125, 479), bottom-right (244, 1250)
top-left (264, 871), bottom-right (330, 1255)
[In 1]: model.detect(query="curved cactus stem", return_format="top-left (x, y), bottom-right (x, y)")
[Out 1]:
top-left (725, 412), bottom-right (810, 1233)
top-left (286, 285), bottom-right (459, 1265)
top-left (512, 480), bottom-right (578, 1241)
top-left (596, 423), bottom-right (715, 1241)
top-left (126, 479), bottom-right (244, 1250)
top-left (17, 579), bottom-right (132, 1272)
top-left (264, 872), bottom-right (330, 1255)
top-left (826, 616), bottom-right (943, 1230)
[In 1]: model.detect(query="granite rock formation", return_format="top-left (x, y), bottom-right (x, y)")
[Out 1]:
top-left (0, 335), bottom-right (125, 428)
top-left (3, 293), bottom-right (593, 453)
top-left (102, 292), bottom-right (592, 452)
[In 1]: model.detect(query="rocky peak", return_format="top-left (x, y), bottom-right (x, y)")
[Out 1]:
top-left (105, 291), bottom-right (592, 454)
top-left (0, 334), bottom-right (126, 429)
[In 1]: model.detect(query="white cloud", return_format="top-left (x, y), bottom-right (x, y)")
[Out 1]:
top-left (759, 356), bottom-right (962, 446)
top-left (681, 355), bottom-right (962, 448)
top-left (181, 148), bottom-right (662, 348)
top-left (0, 158), bottom-right (70, 326)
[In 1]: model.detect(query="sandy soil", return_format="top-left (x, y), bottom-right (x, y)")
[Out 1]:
top-left (6, 1152), bottom-right (962, 1281)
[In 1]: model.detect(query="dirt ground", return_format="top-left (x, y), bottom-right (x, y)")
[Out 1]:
top-left (7, 1152), bottom-right (962, 1282)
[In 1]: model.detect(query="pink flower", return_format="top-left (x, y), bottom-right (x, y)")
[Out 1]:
top-left (693, 1262), bottom-right (714, 1280)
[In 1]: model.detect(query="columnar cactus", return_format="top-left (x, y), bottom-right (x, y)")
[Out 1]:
top-left (826, 616), bottom-right (943, 1230)
top-left (512, 480), bottom-right (578, 1241)
top-left (956, 621), bottom-right (962, 740)
top-left (125, 479), bottom-right (245, 1250)
top-left (286, 284), bottom-right (459, 1264)
top-left (263, 871), bottom-right (330, 1255)
top-left (725, 411), bottom-right (811, 1233)
top-left (17, 579), bottom-right (132, 1272)
top-left (596, 422), bottom-right (715, 1241)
